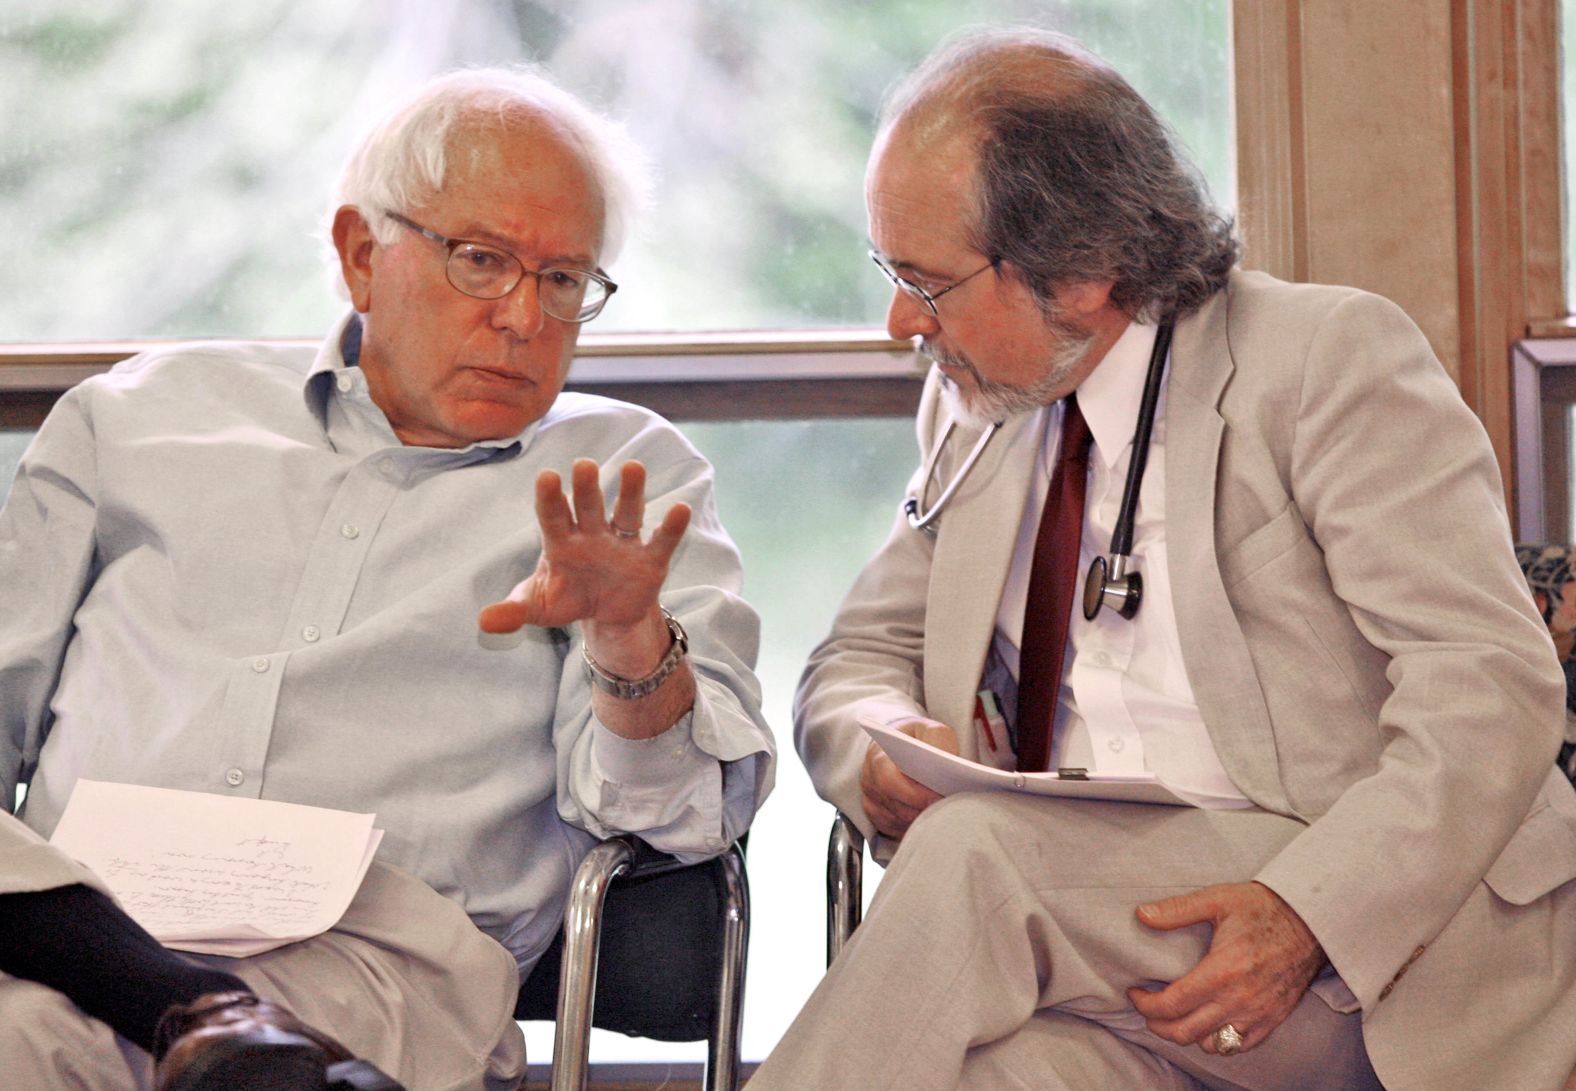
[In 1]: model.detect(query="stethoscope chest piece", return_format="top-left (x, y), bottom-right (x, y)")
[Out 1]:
top-left (1078, 316), bottom-right (1175, 623)
top-left (1083, 554), bottom-right (1142, 620)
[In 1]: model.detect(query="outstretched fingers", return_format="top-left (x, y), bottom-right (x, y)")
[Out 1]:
top-left (478, 578), bottom-right (539, 633)
top-left (534, 469), bottom-right (574, 541)
top-left (645, 501), bottom-right (692, 563)
top-left (609, 461), bottom-right (647, 537)
top-left (480, 459), bottom-right (693, 635)
top-left (569, 458), bottom-right (607, 531)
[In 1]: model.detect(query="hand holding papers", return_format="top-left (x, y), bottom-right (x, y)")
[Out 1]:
top-left (859, 712), bottom-right (1250, 809)
top-left (50, 780), bottom-right (383, 956)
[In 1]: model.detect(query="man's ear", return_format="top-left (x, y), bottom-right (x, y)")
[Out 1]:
top-left (332, 205), bottom-right (376, 313)
top-left (1056, 278), bottom-right (1117, 318)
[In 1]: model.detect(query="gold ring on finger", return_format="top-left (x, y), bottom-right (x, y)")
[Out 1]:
top-left (1211, 1024), bottom-right (1244, 1056)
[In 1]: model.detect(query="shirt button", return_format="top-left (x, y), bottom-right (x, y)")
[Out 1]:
top-left (378, 457), bottom-right (395, 476)
top-left (335, 373), bottom-right (353, 393)
top-left (225, 768), bottom-right (245, 787)
top-left (302, 625), bottom-right (320, 643)
top-left (251, 657), bottom-right (270, 673)
top-left (340, 523), bottom-right (360, 540)
top-left (1093, 651), bottom-right (1113, 667)
top-left (1108, 738), bottom-right (1126, 753)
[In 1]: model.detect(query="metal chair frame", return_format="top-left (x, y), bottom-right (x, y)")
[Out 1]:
top-left (549, 836), bottom-right (750, 1091)
top-left (826, 813), bottom-right (864, 967)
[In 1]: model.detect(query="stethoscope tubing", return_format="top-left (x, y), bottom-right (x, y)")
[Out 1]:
top-left (905, 316), bottom-right (1176, 624)
top-left (904, 418), bottom-right (1000, 534)
top-left (1109, 319), bottom-right (1173, 559)
top-left (1081, 316), bottom-right (1173, 620)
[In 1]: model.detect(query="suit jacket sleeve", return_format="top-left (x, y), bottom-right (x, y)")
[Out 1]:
top-left (794, 378), bottom-right (948, 845)
top-left (1237, 288), bottom-right (1567, 1008)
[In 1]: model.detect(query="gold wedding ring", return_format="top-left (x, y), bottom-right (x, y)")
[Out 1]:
top-left (1212, 1023), bottom-right (1244, 1055)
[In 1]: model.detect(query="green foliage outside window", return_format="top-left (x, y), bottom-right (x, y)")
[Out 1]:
top-left (1, 0), bottom-right (1229, 340)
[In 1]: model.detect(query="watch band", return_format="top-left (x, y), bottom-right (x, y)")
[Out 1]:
top-left (582, 607), bottom-right (689, 700)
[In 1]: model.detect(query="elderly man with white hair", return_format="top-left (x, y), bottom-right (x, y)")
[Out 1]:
top-left (0, 67), bottom-right (774, 1089)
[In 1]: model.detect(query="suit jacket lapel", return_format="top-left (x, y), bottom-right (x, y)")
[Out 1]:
top-left (1167, 289), bottom-right (1291, 813)
top-left (925, 411), bottom-right (1042, 737)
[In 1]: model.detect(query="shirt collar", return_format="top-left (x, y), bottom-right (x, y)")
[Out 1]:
top-left (303, 311), bottom-right (535, 456)
top-left (1073, 318), bottom-right (1163, 470)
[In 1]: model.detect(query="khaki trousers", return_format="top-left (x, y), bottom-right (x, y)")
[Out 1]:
top-left (0, 811), bottom-right (527, 1090)
top-left (753, 792), bottom-right (1380, 1091)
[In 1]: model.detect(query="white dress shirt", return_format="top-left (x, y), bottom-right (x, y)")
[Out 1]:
top-left (993, 320), bottom-right (1249, 806)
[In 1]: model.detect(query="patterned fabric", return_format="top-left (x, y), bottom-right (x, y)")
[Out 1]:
top-left (1514, 543), bottom-right (1576, 786)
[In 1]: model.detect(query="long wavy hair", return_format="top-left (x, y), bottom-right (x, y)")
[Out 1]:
top-left (882, 27), bottom-right (1237, 319)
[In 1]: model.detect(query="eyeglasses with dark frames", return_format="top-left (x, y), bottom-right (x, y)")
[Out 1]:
top-left (868, 249), bottom-right (998, 316)
top-left (383, 210), bottom-right (618, 324)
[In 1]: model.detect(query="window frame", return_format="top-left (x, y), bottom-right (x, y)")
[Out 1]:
top-left (0, 331), bottom-right (926, 427)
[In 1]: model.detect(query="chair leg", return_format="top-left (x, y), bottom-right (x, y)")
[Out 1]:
top-left (706, 843), bottom-right (750, 1091)
top-left (826, 813), bottom-right (864, 967)
top-left (550, 837), bottom-right (637, 1091)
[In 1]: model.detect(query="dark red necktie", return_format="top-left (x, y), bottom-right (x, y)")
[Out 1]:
top-left (1015, 395), bottom-right (1092, 772)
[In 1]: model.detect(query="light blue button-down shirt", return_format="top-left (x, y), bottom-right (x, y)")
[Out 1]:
top-left (0, 315), bottom-right (775, 972)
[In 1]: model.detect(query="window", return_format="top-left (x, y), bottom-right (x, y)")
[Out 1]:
top-left (2, 0), bottom-right (1231, 340)
top-left (0, 431), bottom-right (30, 495)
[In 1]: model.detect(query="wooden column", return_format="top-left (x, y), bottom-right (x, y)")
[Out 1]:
top-left (1233, 0), bottom-right (1563, 516)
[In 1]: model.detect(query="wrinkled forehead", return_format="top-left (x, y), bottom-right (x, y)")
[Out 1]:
top-left (442, 108), bottom-right (599, 194)
top-left (427, 109), bottom-right (607, 253)
top-left (865, 111), bottom-right (982, 247)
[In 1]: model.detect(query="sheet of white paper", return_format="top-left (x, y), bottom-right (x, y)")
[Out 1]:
top-left (860, 714), bottom-right (1248, 809)
top-left (50, 780), bottom-right (382, 956)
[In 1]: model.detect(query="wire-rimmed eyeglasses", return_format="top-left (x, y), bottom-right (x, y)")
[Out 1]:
top-left (384, 211), bottom-right (618, 324)
top-left (868, 249), bottom-right (998, 316)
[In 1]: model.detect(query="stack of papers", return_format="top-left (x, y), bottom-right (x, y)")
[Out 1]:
top-left (860, 716), bottom-right (1250, 809)
top-left (50, 780), bottom-right (382, 956)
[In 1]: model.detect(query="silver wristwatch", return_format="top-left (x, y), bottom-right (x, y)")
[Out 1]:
top-left (582, 607), bottom-right (689, 700)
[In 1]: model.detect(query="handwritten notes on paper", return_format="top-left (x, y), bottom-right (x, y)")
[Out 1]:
top-left (50, 780), bottom-right (383, 956)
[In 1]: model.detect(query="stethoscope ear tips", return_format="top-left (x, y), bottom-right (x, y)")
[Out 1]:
top-left (1083, 555), bottom-right (1143, 621)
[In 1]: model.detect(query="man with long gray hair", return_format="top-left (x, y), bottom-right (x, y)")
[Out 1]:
top-left (755, 27), bottom-right (1576, 1091)
top-left (0, 66), bottom-right (773, 1088)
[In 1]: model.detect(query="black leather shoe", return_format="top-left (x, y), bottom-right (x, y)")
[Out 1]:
top-left (153, 991), bottom-right (403, 1091)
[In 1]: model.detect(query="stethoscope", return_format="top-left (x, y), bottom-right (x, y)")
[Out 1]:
top-left (904, 318), bottom-right (1175, 623)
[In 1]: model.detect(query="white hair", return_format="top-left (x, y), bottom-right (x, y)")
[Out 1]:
top-left (328, 66), bottom-right (650, 266)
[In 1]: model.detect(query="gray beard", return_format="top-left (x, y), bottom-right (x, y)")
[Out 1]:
top-left (927, 325), bottom-right (1095, 429)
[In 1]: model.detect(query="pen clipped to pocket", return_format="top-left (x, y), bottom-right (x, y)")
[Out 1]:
top-left (972, 689), bottom-right (1016, 771)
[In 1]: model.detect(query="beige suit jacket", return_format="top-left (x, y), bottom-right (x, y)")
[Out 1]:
top-left (796, 270), bottom-right (1576, 1089)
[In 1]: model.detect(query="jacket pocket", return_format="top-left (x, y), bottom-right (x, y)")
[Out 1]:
top-left (1218, 502), bottom-right (1311, 590)
top-left (1483, 787), bottom-right (1576, 905)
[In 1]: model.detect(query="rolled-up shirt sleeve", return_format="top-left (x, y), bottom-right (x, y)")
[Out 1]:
top-left (551, 420), bottom-right (775, 860)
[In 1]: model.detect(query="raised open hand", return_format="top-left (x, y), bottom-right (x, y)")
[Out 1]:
top-left (479, 458), bottom-right (691, 635)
